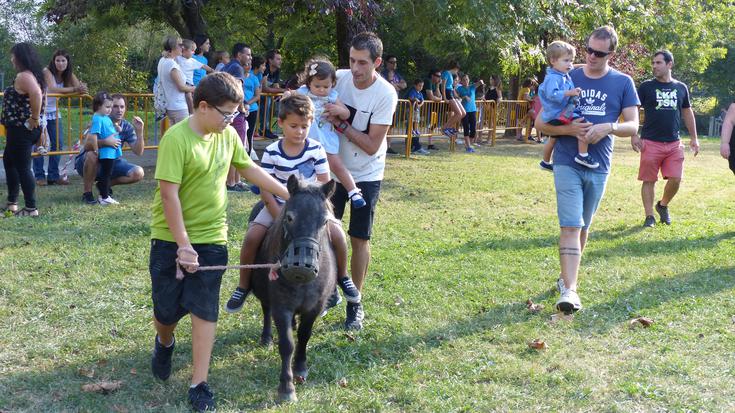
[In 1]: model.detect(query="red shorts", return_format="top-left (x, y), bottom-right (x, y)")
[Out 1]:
top-left (638, 139), bottom-right (684, 181)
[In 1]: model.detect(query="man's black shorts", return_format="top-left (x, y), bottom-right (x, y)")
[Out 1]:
top-left (149, 239), bottom-right (228, 325)
top-left (331, 180), bottom-right (381, 240)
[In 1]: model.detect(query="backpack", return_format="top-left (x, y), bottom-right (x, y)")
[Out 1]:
top-left (153, 75), bottom-right (167, 121)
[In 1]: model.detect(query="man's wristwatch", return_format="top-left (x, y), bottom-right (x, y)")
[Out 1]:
top-left (335, 120), bottom-right (350, 134)
top-left (610, 122), bottom-right (619, 133)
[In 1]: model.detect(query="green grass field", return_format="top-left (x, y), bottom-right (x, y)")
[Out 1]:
top-left (1, 136), bottom-right (734, 412)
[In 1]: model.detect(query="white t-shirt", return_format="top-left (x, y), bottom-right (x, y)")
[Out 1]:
top-left (335, 69), bottom-right (398, 182)
top-left (175, 56), bottom-right (205, 84)
top-left (157, 57), bottom-right (188, 111)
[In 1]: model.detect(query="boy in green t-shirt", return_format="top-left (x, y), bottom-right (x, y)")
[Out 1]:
top-left (149, 72), bottom-right (288, 412)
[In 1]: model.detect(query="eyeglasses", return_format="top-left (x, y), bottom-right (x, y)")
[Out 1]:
top-left (586, 46), bottom-right (611, 58)
top-left (213, 106), bottom-right (239, 122)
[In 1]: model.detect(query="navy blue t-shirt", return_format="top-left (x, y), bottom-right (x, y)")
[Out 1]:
top-left (552, 67), bottom-right (640, 174)
top-left (638, 79), bottom-right (691, 142)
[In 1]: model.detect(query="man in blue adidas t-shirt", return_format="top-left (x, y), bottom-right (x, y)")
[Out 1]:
top-left (536, 26), bottom-right (640, 314)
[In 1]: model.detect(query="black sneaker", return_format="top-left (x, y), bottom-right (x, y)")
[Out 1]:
top-left (337, 277), bottom-right (361, 303)
top-left (224, 287), bottom-right (249, 313)
top-left (427, 144), bottom-right (438, 150)
top-left (655, 201), bottom-right (671, 225)
top-left (386, 147), bottom-right (398, 155)
top-left (82, 192), bottom-right (98, 205)
top-left (151, 334), bottom-right (175, 381)
top-left (344, 302), bottom-right (364, 330)
top-left (188, 382), bottom-right (215, 412)
top-left (320, 288), bottom-right (342, 317)
top-left (643, 215), bottom-right (656, 228)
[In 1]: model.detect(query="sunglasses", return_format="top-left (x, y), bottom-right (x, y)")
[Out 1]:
top-left (213, 106), bottom-right (240, 122)
top-left (586, 46), bottom-right (611, 58)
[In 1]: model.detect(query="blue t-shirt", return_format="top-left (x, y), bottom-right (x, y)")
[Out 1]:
top-left (192, 55), bottom-right (208, 86)
top-left (441, 71), bottom-right (454, 91)
top-left (222, 61), bottom-right (244, 81)
top-left (456, 84), bottom-right (477, 112)
top-left (90, 113), bottom-right (121, 160)
top-left (243, 73), bottom-right (260, 112)
top-left (77, 119), bottom-right (137, 163)
top-left (552, 67), bottom-right (640, 174)
top-left (407, 87), bottom-right (424, 103)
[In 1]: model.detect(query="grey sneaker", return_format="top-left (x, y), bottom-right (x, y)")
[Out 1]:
top-left (556, 289), bottom-right (582, 314)
top-left (345, 302), bottom-right (364, 330)
top-left (643, 215), bottom-right (656, 228)
top-left (655, 201), bottom-right (671, 225)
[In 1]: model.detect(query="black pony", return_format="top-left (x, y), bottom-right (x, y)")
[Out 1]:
top-left (250, 175), bottom-right (337, 402)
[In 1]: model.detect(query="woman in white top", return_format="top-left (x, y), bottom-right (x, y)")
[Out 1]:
top-left (157, 36), bottom-right (194, 125)
top-left (34, 49), bottom-right (87, 185)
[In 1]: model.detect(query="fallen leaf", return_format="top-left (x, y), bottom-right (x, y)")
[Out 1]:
top-left (337, 377), bottom-right (348, 388)
top-left (129, 368), bottom-right (137, 375)
top-left (81, 380), bottom-right (123, 394)
top-left (77, 367), bottom-right (95, 378)
top-left (528, 339), bottom-right (548, 350)
top-left (550, 312), bottom-right (574, 323)
top-left (629, 316), bottom-right (654, 328)
top-left (526, 299), bottom-right (544, 313)
top-left (697, 333), bottom-right (704, 339)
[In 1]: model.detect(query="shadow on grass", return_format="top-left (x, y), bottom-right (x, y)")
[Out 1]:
top-left (585, 231), bottom-right (735, 260)
top-left (577, 265), bottom-right (735, 334)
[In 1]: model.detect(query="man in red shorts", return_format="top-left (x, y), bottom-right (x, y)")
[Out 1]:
top-left (632, 50), bottom-right (699, 227)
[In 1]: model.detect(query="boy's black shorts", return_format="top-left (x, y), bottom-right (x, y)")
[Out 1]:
top-left (149, 239), bottom-right (228, 325)
top-left (331, 180), bottom-right (381, 240)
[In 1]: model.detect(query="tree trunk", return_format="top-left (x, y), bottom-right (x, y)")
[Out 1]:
top-left (335, 9), bottom-right (350, 69)
top-left (161, 0), bottom-right (208, 40)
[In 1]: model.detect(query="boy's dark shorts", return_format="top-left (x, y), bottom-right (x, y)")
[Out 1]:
top-left (331, 180), bottom-right (381, 240)
top-left (149, 239), bottom-right (228, 325)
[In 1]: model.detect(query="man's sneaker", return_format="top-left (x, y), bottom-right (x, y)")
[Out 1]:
top-left (574, 154), bottom-right (600, 168)
top-left (412, 148), bottom-right (430, 155)
top-left (539, 160), bottom-right (554, 172)
top-left (655, 201), bottom-right (671, 225)
top-left (386, 147), bottom-right (398, 155)
top-left (225, 287), bottom-right (250, 313)
top-left (427, 144), bottom-right (438, 150)
top-left (337, 277), bottom-right (361, 303)
top-left (556, 289), bottom-right (582, 314)
top-left (345, 302), bottom-right (364, 330)
top-left (321, 288), bottom-right (342, 317)
top-left (82, 192), bottom-right (98, 205)
top-left (643, 215), bottom-right (656, 228)
top-left (151, 334), bottom-right (175, 380)
top-left (188, 382), bottom-right (215, 412)
top-left (98, 196), bottom-right (119, 205)
top-left (556, 278), bottom-right (567, 295)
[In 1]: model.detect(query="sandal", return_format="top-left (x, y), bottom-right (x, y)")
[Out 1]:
top-left (14, 207), bottom-right (39, 217)
top-left (2, 202), bottom-right (18, 213)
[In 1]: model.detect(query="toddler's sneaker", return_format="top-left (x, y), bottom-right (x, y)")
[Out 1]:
top-left (98, 196), bottom-right (119, 205)
top-left (539, 160), bottom-right (554, 172)
top-left (188, 382), bottom-right (215, 412)
top-left (225, 287), bottom-right (250, 313)
top-left (338, 276), bottom-right (361, 303)
top-left (348, 189), bottom-right (366, 209)
top-left (574, 154), bottom-right (600, 169)
top-left (250, 185), bottom-right (260, 195)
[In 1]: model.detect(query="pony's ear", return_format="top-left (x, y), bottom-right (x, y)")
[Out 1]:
top-left (321, 179), bottom-right (336, 199)
top-left (287, 174), bottom-right (300, 195)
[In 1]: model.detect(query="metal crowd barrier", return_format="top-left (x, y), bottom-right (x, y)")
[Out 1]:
top-left (0, 93), bottom-right (161, 159)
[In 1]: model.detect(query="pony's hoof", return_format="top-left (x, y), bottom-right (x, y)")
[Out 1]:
top-left (277, 391), bottom-right (297, 403)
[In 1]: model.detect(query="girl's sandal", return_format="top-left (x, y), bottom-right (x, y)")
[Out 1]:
top-left (14, 207), bottom-right (39, 217)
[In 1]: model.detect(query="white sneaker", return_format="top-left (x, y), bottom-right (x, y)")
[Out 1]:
top-left (556, 289), bottom-right (582, 314)
top-left (98, 196), bottom-right (119, 205)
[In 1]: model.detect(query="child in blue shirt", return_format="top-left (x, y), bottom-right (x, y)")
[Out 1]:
top-left (538, 41), bottom-right (598, 171)
top-left (87, 91), bottom-right (121, 205)
top-left (407, 79), bottom-right (429, 154)
top-left (457, 74), bottom-right (485, 152)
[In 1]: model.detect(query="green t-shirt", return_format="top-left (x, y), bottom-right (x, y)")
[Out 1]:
top-left (150, 118), bottom-right (254, 244)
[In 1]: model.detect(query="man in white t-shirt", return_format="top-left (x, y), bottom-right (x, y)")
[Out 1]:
top-left (157, 36), bottom-right (194, 125)
top-left (323, 32), bottom-right (398, 330)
